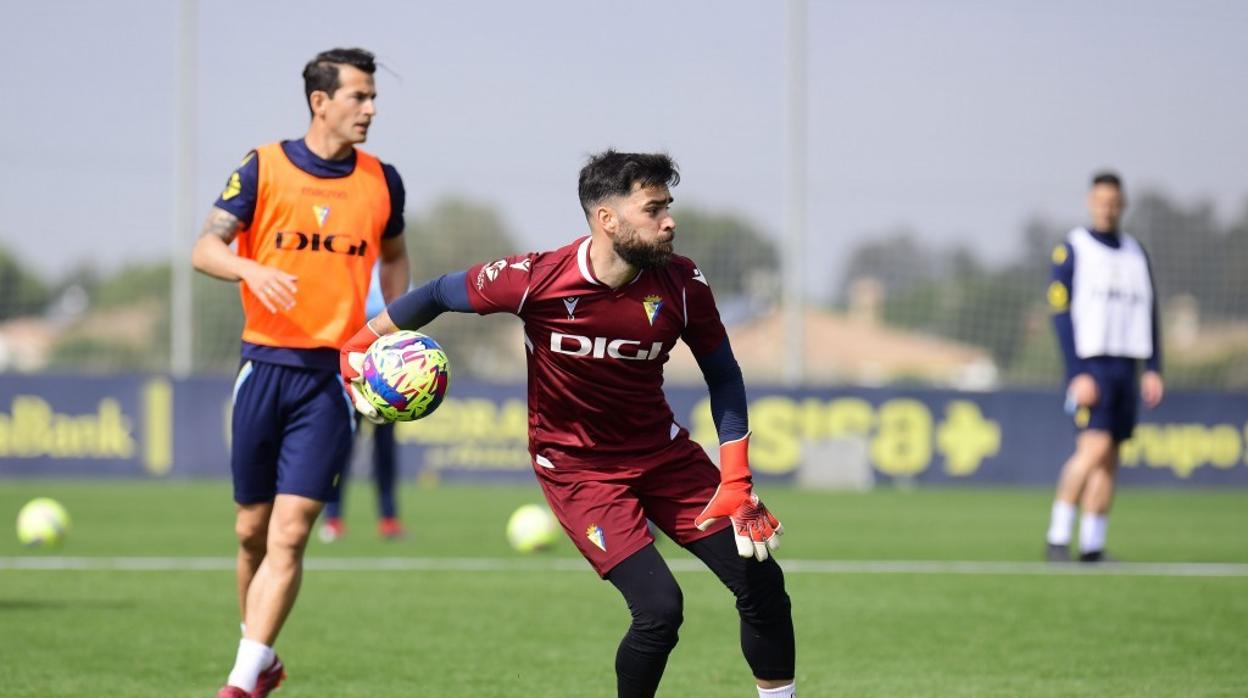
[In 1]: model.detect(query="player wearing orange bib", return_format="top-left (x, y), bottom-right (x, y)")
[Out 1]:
top-left (192, 48), bottom-right (409, 698)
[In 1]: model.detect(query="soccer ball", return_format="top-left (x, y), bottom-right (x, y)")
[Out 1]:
top-left (506, 504), bottom-right (560, 553)
top-left (16, 497), bottom-right (71, 548)
top-left (357, 330), bottom-right (451, 422)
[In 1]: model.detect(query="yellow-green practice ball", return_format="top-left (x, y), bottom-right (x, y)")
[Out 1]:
top-left (16, 497), bottom-right (71, 549)
top-left (506, 504), bottom-right (559, 553)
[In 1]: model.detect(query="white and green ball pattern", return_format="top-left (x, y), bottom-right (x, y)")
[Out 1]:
top-left (358, 331), bottom-right (452, 422)
top-left (17, 497), bottom-right (71, 548)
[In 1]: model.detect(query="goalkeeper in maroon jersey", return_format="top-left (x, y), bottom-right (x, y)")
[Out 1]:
top-left (341, 150), bottom-right (795, 698)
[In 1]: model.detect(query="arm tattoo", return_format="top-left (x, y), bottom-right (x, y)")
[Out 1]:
top-left (200, 207), bottom-right (243, 245)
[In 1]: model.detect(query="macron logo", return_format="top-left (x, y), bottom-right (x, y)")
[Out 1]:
top-left (563, 297), bottom-right (579, 319)
top-left (692, 268), bottom-right (709, 286)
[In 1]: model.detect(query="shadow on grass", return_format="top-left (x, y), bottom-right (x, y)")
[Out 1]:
top-left (0, 598), bottom-right (137, 611)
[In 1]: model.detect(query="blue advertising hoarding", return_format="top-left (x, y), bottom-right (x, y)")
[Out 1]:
top-left (1, 375), bottom-right (1246, 486)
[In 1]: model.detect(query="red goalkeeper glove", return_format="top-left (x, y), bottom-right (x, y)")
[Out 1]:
top-left (339, 322), bottom-right (386, 424)
top-left (693, 433), bottom-right (783, 561)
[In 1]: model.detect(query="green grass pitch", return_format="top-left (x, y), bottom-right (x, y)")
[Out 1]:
top-left (2, 482), bottom-right (1246, 696)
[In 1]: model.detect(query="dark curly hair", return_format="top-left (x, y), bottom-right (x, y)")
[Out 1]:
top-left (578, 150), bottom-right (680, 215)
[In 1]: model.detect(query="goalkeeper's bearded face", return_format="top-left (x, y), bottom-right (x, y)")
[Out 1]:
top-left (609, 184), bottom-right (676, 269)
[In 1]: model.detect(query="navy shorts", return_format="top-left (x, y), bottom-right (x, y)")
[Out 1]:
top-left (230, 360), bottom-right (355, 504)
top-left (1071, 357), bottom-right (1138, 443)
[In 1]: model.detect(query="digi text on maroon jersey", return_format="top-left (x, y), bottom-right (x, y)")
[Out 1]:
top-left (465, 237), bottom-right (728, 458)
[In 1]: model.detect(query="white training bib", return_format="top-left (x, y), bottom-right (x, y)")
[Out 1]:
top-left (1068, 227), bottom-right (1154, 359)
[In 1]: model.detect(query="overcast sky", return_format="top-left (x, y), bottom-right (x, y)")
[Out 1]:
top-left (2, 0), bottom-right (1245, 298)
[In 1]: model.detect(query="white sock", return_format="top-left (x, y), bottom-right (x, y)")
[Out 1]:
top-left (1079, 513), bottom-right (1108, 553)
top-left (227, 638), bottom-right (275, 691)
top-left (759, 682), bottom-right (796, 697)
top-left (1046, 501), bottom-right (1076, 545)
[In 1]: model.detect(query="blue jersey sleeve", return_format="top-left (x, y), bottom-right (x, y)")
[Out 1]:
top-left (365, 264), bottom-right (386, 319)
top-left (386, 271), bottom-right (474, 330)
top-left (1143, 248), bottom-right (1162, 374)
top-left (694, 338), bottom-right (749, 444)
top-left (213, 151), bottom-right (259, 225)
top-left (1048, 242), bottom-right (1085, 382)
top-left (380, 163), bottom-right (405, 239)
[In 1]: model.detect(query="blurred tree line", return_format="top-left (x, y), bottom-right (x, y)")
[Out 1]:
top-left (0, 197), bottom-right (778, 376)
top-left (4, 188), bottom-right (1246, 387)
top-left (836, 191), bottom-right (1248, 387)
top-left (0, 247), bottom-right (54, 319)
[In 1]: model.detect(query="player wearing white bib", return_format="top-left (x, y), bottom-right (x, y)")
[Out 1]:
top-left (1044, 172), bottom-right (1164, 562)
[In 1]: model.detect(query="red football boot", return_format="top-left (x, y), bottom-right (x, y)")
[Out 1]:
top-left (251, 656), bottom-right (286, 697)
top-left (216, 687), bottom-right (248, 698)
top-left (378, 517), bottom-right (405, 540)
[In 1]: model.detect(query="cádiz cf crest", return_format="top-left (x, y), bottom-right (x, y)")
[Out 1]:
top-left (312, 205), bottom-right (331, 228)
top-left (642, 295), bottom-right (663, 326)
top-left (586, 524), bottom-right (606, 552)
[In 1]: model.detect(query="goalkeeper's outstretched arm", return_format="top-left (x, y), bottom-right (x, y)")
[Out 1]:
top-left (339, 271), bottom-right (475, 423)
top-left (366, 270), bottom-right (474, 335)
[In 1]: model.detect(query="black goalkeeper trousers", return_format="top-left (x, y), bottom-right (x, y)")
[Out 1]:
top-left (604, 527), bottom-right (795, 698)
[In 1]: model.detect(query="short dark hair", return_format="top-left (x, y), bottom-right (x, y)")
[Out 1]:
top-left (578, 150), bottom-right (680, 215)
top-left (1091, 171), bottom-right (1123, 190)
top-left (303, 48), bottom-right (376, 113)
